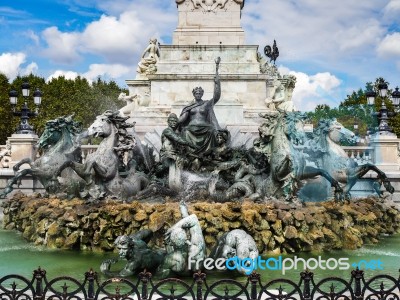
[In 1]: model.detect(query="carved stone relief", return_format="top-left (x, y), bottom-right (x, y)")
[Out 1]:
top-left (176, 0), bottom-right (244, 11)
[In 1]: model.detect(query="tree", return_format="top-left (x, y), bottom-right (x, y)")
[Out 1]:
top-left (306, 78), bottom-right (399, 138)
top-left (0, 73), bottom-right (12, 143)
top-left (0, 74), bottom-right (127, 144)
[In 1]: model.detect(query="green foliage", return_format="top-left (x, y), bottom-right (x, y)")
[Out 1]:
top-left (0, 74), bottom-right (127, 144)
top-left (306, 77), bottom-right (400, 138)
top-left (0, 73), bottom-right (13, 143)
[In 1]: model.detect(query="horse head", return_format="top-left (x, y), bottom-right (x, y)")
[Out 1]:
top-left (38, 115), bottom-right (82, 151)
top-left (88, 111), bottom-right (115, 138)
top-left (281, 111), bottom-right (308, 146)
top-left (257, 110), bottom-right (307, 153)
top-left (317, 119), bottom-right (356, 145)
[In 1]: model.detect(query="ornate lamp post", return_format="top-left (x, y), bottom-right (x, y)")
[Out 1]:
top-left (366, 79), bottom-right (400, 134)
top-left (9, 82), bottom-right (42, 134)
top-left (353, 120), bottom-right (359, 136)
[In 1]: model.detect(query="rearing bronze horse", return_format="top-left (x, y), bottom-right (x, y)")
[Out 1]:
top-left (54, 111), bottom-right (149, 201)
top-left (0, 115), bottom-right (83, 198)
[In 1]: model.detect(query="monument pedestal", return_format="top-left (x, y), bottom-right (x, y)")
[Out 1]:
top-left (8, 134), bottom-right (38, 168)
top-left (119, 0), bottom-right (280, 140)
top-left (371, 133), bottom-right (400, 171)
top-left (123, 45), bottom-right (273, 139)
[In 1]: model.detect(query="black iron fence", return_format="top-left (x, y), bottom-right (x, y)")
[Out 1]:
top-left (0, 268), bottom-right (399, 300)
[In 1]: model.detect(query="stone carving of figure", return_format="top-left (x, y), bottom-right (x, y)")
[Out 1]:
top-left (187, 0), bottom-right (244, 11)
top-left (100, 229), bottom-right (165, 277)
top-left (137, 38), bottom-right (160, 75)
top-left (191, 0), bottom-right (227, 11)
top-left (271, 79), bottom-right (285, 109)
top-left (178, 57), bottom-right (221, 170)
top-left (277, 75), bottom-right (297, 112)
top-left (0, 141), bottom-right (11, 168)
top-left (265, 76), bottom-right (297, 112)
top-left (209, 229), bottom-right (259, 274)
top-left (158, 201), bottom-right (206, 277)
top-left (119, 92), bottom-right (139, 116)
top-left (257, 52), bottom-right (279, 77)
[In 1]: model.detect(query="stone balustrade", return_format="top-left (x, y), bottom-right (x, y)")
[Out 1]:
top-left (81, 145), bottom-right (98, 163)
top-left (342, 146), bottom-right (374, 165)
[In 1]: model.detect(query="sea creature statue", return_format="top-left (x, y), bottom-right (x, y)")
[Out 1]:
top-left (303, 119), bottom-right (394, 200)
top-left (0, 115), bottom-right (84, 198)
top-left (209, 229), bottom-right (259, 274)
top-left (100, 229), bottom-right (165, 277)
top-left (255, 111), bottom-right (344, 202)
top-left (157, 200), bottom-right (206, 278)
top-left (54, 110), bottom-right (149, 201)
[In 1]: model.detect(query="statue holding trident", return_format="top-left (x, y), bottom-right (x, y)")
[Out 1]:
top-left (178, 57), bottom-right (221, 170)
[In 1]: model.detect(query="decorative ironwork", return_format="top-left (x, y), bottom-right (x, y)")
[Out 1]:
top-left (0, 268), bottom-right (399, 300)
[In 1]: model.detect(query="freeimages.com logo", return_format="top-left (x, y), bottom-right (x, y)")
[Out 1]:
top-left (188, 256), bottom-right (384, 275)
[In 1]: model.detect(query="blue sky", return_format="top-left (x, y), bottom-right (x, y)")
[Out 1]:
top-left (0, 0), bottom-right (400, 111)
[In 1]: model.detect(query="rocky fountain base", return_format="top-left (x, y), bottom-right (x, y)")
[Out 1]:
top-left (2, 192), bottom-right (400, 254)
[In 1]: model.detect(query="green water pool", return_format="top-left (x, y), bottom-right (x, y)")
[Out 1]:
top-left (0, 229), bottom-right (399, 283)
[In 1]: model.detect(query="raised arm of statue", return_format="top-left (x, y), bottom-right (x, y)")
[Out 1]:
top-left (169, 214), bottom-right (199, 230)
top-left (212, 74), bottom-right (221, 105)
top-left (212, 57), bottom-right (221, 104)
top-left (179, 200), bottom-right (189, 218)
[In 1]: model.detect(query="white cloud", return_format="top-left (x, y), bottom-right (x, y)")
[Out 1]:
top-left (0, 52), bottom-right (34, 80)
top-left (25, 30), bottom-right (40, 45)
top-left (242, 1), bottom-right (386, 63)
top-left (40, 2), bottom-right (177, 66)
top-left (377, 33), bottom-right (400, 58)
top-left (47, 63), bottom-right (131, 83)
top-left (47, 70), bottom-right (80, 82)
top-left (310, 73), bottom-right (341, 91)
top-left (280, 66), bottom-right (341, 111)
top-left (82, 63), bottom-right (131, 81)
top-left (383, 0), bottom-right (400, 21)
top-left (334, 20), bottom-right (384, 52)
top-left (42, 26), bottom-right (80, 64)
top-left (23, 62), bottom-right (39, 75)
top-left (80, 11), bottom-right (149, 62)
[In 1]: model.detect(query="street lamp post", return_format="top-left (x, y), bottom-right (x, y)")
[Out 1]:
top-left (9, 82), bottom-right (42, 134)
top-left (353, 120), bottom-right (359, 135)
top-left (366, 79), bottom-right (400, 134)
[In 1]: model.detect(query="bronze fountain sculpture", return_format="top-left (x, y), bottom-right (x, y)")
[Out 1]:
top-left (0, 58), bottom-right (394, 203)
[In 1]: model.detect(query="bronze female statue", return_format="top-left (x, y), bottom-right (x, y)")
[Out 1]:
top-left (178, 57), bottom-right (221, 169)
